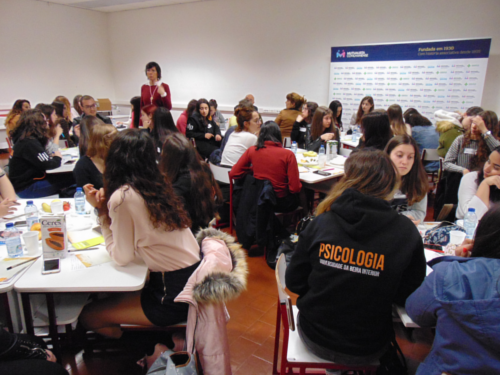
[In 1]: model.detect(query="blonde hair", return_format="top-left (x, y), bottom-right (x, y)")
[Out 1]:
top-left (286, 92), bottom-right (306, 110)
top-left (316, 150), bottom-right (400, 215)
top-left (87, 123), bottom-right (118, 160)
top-left (387, 104), bottom-right (409, 136)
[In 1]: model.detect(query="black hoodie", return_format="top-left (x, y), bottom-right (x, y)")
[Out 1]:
top-left (286, 188), bottom-right (426, 356)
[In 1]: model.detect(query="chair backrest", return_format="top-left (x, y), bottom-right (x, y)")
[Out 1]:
top-left (339, 147), bottom-right (352, 157)
top-left (422, 148), bottom-right (439, 162)
top-left (275, 254), bottom-right (295, 331)
top-left (283, 137), bottom-right (291, 148)
top-left (209, 162), bottom-right (231, 184)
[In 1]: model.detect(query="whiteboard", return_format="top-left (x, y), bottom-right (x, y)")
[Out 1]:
top-left (329, 38), bottom-right (491, 123)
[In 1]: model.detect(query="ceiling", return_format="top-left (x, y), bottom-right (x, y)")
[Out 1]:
top-left (34, 0), bottom-right (210, 13)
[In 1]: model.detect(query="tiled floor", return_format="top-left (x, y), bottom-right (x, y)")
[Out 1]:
top-left (60, 194), bottom-right (436, 374)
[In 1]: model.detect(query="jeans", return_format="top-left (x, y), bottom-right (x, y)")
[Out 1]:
top-left (17, 173), bottom-right (76, 199)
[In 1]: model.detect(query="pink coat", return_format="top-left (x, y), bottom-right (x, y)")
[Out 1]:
top-left (175, 228), bottom-right (248, 375)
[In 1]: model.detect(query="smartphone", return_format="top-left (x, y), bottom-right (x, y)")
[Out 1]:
top-left (64, 160), bottom-right (76, 165)
top-left (313, 170), bottom-right (331, 176)
top-left (14, 220), bottom-right (28, 227)
top-left (42, 258), bottom-right (61, 274)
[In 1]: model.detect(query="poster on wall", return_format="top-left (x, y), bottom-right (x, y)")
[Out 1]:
top-left (329, 38), bottom-right (491, 126)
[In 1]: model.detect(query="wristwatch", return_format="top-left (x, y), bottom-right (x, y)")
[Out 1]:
top-left (482, 130), bottom-right (492, 138)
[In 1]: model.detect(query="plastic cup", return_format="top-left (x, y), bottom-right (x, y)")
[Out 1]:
top-left (449, 230), bottom-right (466, 245)
top-left (22, 231), bottom-right (39, 256)
top-left (318, 154), bottom-right (327, 168)
top-left (51, 201), bottom-right (64, 215)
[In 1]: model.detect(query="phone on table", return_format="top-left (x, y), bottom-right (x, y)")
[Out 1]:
top-left (64, 160), bottom-right (76, 165)
top-left (42, 258), bottom-right (61, 274)
top-left (313, 170), bottom-right (331, 176)
top-left (14, 221), bottom-right (27, 227)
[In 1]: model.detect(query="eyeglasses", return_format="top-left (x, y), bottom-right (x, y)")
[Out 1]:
top-left (83, 104), bottom-right (97, 109)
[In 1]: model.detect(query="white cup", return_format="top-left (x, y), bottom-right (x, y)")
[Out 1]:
top-left (22, 231), bottom-right (39, 256)
top-left (51, 201), bottom-right (64, 215)
top-left (318, 154), bottom-right (327, 168)
top-left (449, 230), bottom-right (466, 245)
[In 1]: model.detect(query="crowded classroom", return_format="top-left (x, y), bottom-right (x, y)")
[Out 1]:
top-left (1, 0), bottom-right (500, 374)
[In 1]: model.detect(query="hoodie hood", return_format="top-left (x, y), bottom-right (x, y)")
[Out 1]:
top-left (436, 120), bottom-right (462, 134)
top-left (329, 188), bottom-right (401, 238)
top-left (434, 109), bottom-right (461, 127)
top-left (191, 228), bottom-right (248, 304)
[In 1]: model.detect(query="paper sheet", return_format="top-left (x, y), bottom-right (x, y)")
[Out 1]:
top-left (75, 248), bottom-right (111, 268)
top-left (0, 257), bottom-right (37, 283)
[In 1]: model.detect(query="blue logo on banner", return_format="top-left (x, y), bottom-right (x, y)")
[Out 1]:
top-left (336, 50), bottom-right (346, 58)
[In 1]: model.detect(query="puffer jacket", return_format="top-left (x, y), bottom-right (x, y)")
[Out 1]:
top-left (175, 228), bottom-right (248, 375)
top-left (436, 120), bottom-right (463, 158)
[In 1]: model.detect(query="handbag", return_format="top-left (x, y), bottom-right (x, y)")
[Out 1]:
top-left (424, 222), bottom-right (465, 246)
top-left (147, 349), bottom-right (199, 375)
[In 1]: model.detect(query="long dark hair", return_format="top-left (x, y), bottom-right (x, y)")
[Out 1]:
top-left (476, 147), bottom-right (500, 204)
top-left (470, 204), bottom-right (500, 259)
top-left (160, 133), bottom-right (222, 228)
top-left (385, 135), bottom-right (428, 205)
top-left (311, 106), bottom-right (334, 140)
top-left (256, 121), bottom-right (282, 150)
top-left (404, 108), bottom-right (432, 127)
top-left (328, 100), bottom-right (343, 129)
top-left (100, 129), bottom-right (190, 229)
top-left (10, 109), bottom-right (49, 146)
top-left (151, 107), bottom-right (178, 151)
top-left (354, 96), bottom-right (374, 125)
top-left (130, 96), bottom-right (141, 128)
top-left (6, 99), bottom-right (30, 126)
top-left (304, 101), bottom-right (319, 124)
top-left (79, 116), bottom-right (104, 157)
top-left (187, 99), bottom-right (198, 118)
top-left (361, 112), bottom-right (393, 150)
top-left (196, 98), bottom-right (210, 125)
top-left (35, 104), bottom-right (57, 138)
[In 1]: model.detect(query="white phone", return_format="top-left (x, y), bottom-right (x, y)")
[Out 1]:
top-left (42, 258), bottom-right (61, 275)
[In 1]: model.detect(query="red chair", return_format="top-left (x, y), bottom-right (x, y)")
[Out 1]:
top-left (272, 254), bottom-right (378, 374)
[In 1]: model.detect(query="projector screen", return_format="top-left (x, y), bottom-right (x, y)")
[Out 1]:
top-left (329, 38), bottom-right (491, 123)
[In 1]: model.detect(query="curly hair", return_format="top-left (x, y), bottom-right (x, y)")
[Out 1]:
top-left (462, 110), bottom-right (499, 170)
top-left (10, 109), bottom-right (50, 145)
top-left (99, 129), bottom-right (191, 230)
top-left (5, 99), bottom-right (30, 127)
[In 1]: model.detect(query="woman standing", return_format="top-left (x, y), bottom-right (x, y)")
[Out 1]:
top-left (350, 96), bottom-right (374, 127)
top-left (286, 150), bottom-right (425, 365)
top-left (385, 135), bottom-right (429, 224)
top-left (387, 104), bottom-right (411, 136)
top-left (291, 102), bottom-right (318, 148)
top-left (80, 129), bottom-right (200, 338)
top-left (186, 99), bottom-right (221, 159)
top-left (306, 106), bottom-right (340, 153)
top-left (456, 146), bottom-right (500, 220)
top-left (5, 99), bottom-right (30, 134)
top-left (444, 110), bottom-right (499, 175)
top-left (140, 61), bottom-right (172, 113)
top-left (275, 92), bottom-right (306, 139)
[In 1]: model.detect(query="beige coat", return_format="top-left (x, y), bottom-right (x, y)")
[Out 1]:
top-left (175, 228), bottom-right (248, 375)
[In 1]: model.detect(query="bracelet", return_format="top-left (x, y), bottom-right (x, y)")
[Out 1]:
top-left (482, 130), bottom-right (491, 138)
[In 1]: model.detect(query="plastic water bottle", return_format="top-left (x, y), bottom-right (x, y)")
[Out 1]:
top-left (25, 201), bottom-right (39, 228)
top-left (74, 187), bottom-right (86, 215)
top-left (318, 145), bottom-right (326, 167)
top-left (319, 145), bottom-right (326, 156)
top-left (352, 126), bottom-right (359, 143)
top-left (464, 208), bottom-right (477, 239)
top-left (5, 223), bottom-right (23, 258)
top-left (291, 141), bottom-right (298, 154)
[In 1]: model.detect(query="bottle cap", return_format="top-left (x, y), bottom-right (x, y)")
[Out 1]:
top-left (6, 223), bottom-right (13, 228)
top-left (27, 200), bottom-right (33, 205)
top-left (76, 187), bottom-right (83, 192)
top-left (468, 208), bottom-right (475, 212)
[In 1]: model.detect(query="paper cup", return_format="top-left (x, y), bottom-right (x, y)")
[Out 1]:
top-left (449, 230), bottom-right (466, 245)
top-left (22, 231), bottom-right (40, 256)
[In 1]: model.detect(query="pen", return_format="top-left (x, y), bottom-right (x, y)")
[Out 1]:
top-left (68, 247), bottom-right (99, 252)
top-left (6, 256), bottom-right (40, 270)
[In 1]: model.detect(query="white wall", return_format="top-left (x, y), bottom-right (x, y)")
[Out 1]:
top-left (108, 0), bottom-right (500, 113)
top-left (0, 0), bottom-right (115, 109)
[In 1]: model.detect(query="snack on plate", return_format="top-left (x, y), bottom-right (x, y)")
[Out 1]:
top-left (41, 216), bottom-right (68, 259)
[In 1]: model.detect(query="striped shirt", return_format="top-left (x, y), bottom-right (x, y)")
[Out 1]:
top-left (444, 134), bottom-right (500, 173)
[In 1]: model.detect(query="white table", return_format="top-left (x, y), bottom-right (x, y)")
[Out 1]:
top-left (46, 147), bottom-right (79, 174)
top-left (294, 149), bottom-right (345, 194)
top-left (8, 199), bottom-right (148, 358)
top-left (340, 136), bottom-right (360, 149)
